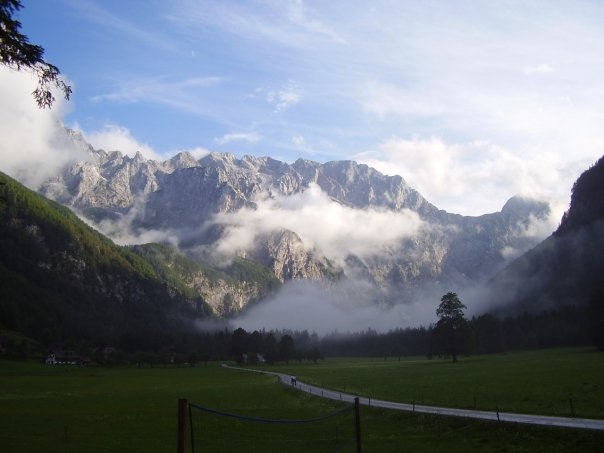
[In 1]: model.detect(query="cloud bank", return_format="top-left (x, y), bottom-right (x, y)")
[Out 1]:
top-left (80, 123), bottom-right (161, 160)
top-left (214, 132), bottom-right (262, 145)
top-left (234, 279), bottom-right (438, 334)
top-left (212, 183), bottom-right (424, 264)
top-left (0, 68), bottom-right (87, 189)
top-left (355, 136), bottom-right (585, 220)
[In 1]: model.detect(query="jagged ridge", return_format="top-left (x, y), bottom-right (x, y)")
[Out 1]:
top-left (38, 132), bottom-right (552, 311)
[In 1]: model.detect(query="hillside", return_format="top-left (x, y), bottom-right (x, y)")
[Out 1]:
top-left (129, 243), bottom-right (281, 316)
top-left (0, 172), bottom-right (211, 348)
top-left (488, 155), bottom-right (604, 312)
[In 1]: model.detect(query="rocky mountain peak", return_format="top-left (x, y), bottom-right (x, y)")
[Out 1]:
top-left (36, 137), bottom-right (555, 311)
top-left (162, 151), bottom-right (200, 172)
top-left (501, 196), bottom-right (550, 219)
top-left (132, 151), bottom-right (146, 163)
top-left (199, 152), bottom-right (238, 170)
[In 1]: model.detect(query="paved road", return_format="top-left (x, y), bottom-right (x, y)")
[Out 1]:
top-left (222, 364), bottom-right (604, 431)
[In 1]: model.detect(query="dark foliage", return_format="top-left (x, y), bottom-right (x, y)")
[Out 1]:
top-left (0, 0), bottom-right (71, 107)
top-left (557, 155), bottom-right (604, 235)
top-left (432, 292), bottom-right (470, 362)
top-left (319, 327), bottom-right (431, 358)
top-left (307, 305), bottom-right (592, 360)
top-left (0, 172), bottom-right (203, 348)
top-left (589, 290), bottom-right (604, 351)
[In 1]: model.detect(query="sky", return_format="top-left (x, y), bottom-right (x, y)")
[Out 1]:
top-left (3, 0), bottom-right (604, 216)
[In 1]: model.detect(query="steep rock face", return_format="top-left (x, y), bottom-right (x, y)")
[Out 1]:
top-left (246, 230), bottom-right (340, 282)
top-left (191, 279), bottom-right (264, 317)
top-left (293, 159), bottom-right (441, 217)
top-left (38, 137), bottom-right (552, 310)
top-left (128, 243), bottom-right (278, 317)
top-left (443, 196), bottom-right (551, 280)
top-left (143, 165), bottom-right (263, 228)
top-left (41, 148), bottom-right (201, 211)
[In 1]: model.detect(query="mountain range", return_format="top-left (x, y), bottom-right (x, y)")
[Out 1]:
top-left (37, 130), bottom-right (551, 314)
top-left (2, 126), bottom-right (603, 346)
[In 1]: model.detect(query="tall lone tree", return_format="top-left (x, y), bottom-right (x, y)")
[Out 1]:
top-left (434, 292), bottom-right (468, 363)
top-left (1, 0), bottom-right (71, 108)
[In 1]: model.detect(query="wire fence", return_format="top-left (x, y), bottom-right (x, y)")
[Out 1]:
top-left (179, 398), bottom-right (360, 452)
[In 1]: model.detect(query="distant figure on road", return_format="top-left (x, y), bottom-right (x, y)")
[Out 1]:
top-left (290, 376), bottom-right (297, 386)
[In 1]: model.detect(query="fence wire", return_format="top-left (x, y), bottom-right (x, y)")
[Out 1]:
top-left (188, 401), bottom-right (356, 452)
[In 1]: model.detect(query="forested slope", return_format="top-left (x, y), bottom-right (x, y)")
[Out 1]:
top-left (489, 156), bottom-right (604, 313)
top-left (0, 172), bottom-right (206, 348)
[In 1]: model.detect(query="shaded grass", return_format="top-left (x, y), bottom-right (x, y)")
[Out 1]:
top-left (360, 407), bottom-right (604, 453)
top-left (1, 352), bottom-right (603, 452)
top-left (267, 348), bottom-right (604, 419)
top-left (0, 361), bottom-right (354, 452)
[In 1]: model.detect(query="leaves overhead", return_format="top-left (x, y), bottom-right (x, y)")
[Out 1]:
top-left (0, 0), bottom-right (71, 108)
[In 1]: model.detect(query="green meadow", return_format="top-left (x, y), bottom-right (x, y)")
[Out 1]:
top-left (267, 348), bottom-right (604, 419)
top-left (1, 348), bottom-right (603, 452)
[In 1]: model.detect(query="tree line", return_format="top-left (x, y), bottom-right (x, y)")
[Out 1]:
top-left (2, 291), bottom-right (600, 364)
top-left (321, 302), bottom-right (595, 360)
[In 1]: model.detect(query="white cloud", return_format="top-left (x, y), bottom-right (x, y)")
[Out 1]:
top-left (67, 0), bottom-right (186, 55)
top-left (291, 135), bottom-right (317, 155)
top-left (212, 183), bottom-right (424, 263)
top-left (92, 76), bottom-right (222, 104)
top-left (265, 80), bottom-right (302, 113)
top-left (91, 76), bottom-right (224, 119)
top-left (360, 81), bottom-right (447, 118)
top-left (292, 135), bottom-right (306, 147)
top-left (234, 278), bottom-right (446, 334)
top-left (0, 68), bottom-right (87, 189)
top-left (214, 132), bottom-right (262, 145)
top-left (81, 124), bottom-right (161, 160)
top-left (173, 0), bottom-right (345, 50)
top-left (283, 0), bottom-right (346, 44)
top-left (75, 196), bottom-right (182, 247)
top-left (524, 64), bottom-right (554, 75)
top-left (355, 136), bottom-right (592, 222)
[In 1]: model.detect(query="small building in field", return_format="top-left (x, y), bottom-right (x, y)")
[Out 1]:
top-left (45, 350), bottom-right (90, 365)
top-left (242, 352), bottom-right (266, 364)
top-left (45, 353), bottom-right (56, 365)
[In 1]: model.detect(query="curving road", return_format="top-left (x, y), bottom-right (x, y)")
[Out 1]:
top-left (222, 364), bottom-right (604, 431)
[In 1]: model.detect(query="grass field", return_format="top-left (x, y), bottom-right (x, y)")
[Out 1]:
top-left (266, 348), bottom-right (604, 419)
top-left (1, 348), bottom-right (603, 452)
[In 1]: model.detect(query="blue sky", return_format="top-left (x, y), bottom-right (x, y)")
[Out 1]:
top-left (3, 0), bottom-right (604, 216)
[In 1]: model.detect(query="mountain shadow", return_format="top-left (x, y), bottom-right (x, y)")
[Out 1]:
top-left (0, 172), bottom-right (210, 349)
top-left (488, 155), bottom-right (604, 314)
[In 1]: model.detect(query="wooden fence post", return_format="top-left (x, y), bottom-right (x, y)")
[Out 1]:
top-left (354, 397), bottom-right (362, 453)
top-left (178, 398), bottom-right (188, 453)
